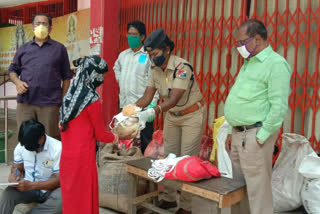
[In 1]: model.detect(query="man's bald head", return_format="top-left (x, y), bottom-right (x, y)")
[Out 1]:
top-left (239, 19), bottom-right (268, 41)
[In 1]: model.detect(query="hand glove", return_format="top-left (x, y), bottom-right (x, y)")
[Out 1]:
top-left (133, 108), bottom-right (155, 130)
top-left (146, 102), bottom-right (156, 122)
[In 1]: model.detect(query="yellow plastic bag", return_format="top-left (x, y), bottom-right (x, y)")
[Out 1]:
top-left (209, 116), bottom-right (225, 163)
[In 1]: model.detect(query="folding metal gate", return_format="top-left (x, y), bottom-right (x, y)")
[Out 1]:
top-left (0, 0), bottom-right (77, 25)
top-left (119, 0), bottom-right (320, 153)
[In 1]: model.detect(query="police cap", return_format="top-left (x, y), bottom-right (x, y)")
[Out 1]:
top-left (144, 28), bottom-right (167, 52)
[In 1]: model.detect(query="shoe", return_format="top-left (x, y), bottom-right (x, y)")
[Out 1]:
top-left (175, 208), bottom-right (192, 214)
top-left (158, 200), bottom-right (178, 209)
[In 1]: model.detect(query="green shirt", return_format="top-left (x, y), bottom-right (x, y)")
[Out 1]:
top-left (224, 45), bottom-right (292, 142)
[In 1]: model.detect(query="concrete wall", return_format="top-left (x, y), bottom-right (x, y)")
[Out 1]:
top-left (78, 0), bottom-right (90, 10)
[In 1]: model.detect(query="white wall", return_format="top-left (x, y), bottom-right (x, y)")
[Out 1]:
top-left (0, 82), bottom-right (17, 109)
top-left (78, 0), bottom-right (90, 10)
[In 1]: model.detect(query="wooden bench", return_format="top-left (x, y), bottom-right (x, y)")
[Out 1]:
top-left (126, 158), bottom-right (247, 214)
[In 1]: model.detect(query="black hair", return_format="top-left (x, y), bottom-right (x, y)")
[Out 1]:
top-left (127, 20), bottom-right (146, 36)
top-left (18, 119), bottom-right (45, 151)
top-left (72, 57), bottom-right (83, 67)
top-left (241, 19), bottom-right (268, 40)
top-left (32, 13), bottom-right (52, 26)
top-left (157, 36), bottom-right (175, 53)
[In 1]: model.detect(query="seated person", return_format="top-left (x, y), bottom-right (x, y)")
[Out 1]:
top-left (0, 119), bottom-right (62, 214)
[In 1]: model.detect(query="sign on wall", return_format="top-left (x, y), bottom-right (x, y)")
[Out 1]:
top-left (0, 8), bottom-right (90, 73)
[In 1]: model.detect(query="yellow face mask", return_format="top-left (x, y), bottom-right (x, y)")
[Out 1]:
top-left (34, 25), bottom-right (49, 39)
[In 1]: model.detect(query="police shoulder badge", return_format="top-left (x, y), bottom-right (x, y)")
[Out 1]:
top-left (177, 70), bottom-right (187, 79)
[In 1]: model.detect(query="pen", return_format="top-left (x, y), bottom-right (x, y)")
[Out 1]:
top-left (14, 168), bottom-right (17, 180)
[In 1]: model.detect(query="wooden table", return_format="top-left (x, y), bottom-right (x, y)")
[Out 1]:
top-left (126, 158), bottom-right (247, 214)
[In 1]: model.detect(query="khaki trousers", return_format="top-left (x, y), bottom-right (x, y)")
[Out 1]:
top-left (230, 127), bottom-right (279, 214)
top-left (161, 106), bottom-right (207, 211)
top-left (16, 102), bottom-right (60, 140)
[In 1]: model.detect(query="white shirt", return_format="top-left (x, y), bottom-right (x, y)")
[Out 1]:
top-left (13, 135), bottom-right (61, 189)
top-left (114, 47), bottom-right (159, 108)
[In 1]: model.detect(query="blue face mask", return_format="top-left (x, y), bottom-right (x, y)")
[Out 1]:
top-left (152, 52), bottom-right (166, 67)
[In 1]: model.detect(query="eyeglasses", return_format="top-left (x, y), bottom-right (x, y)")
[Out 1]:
top-left (236, 37), bottom-right (253, 46)
top-left (34, 22), bottom-right (49, 27)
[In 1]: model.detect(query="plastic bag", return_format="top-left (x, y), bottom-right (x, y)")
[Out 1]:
top-left (299, 152), bottom-right (320, 214)
top-left (165, 156), bottom-right (220, 182)
top-left (216, 120), bottom-right (232, 179)
top-left (272, 133), bottom-right (314, 212)
top-left (144, 130), bottom-right (164, 159)
top-left (147, 153), bottom-right (188, 182)
top-left (210, 116), bottom-right (225, 163)
top-left (118, 139), bottom-right (133, 149)
top-left (198, 135), bottom-right (213, 161)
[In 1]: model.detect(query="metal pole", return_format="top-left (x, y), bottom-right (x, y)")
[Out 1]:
top-left (4, 75), bottom-right (8, 164)
top-left (4, 100), bottom-right (8, 164)
top-left (0, 96), bottom-right (16, 165)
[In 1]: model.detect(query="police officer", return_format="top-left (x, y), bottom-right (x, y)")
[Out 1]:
top-left (133, 28), bottom-right (206, 214)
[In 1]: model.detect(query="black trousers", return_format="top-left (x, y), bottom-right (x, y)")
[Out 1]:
top-left (140, 121), bottom-right (154, 154)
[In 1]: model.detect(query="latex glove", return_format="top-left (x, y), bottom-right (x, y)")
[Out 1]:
top-left (133, 108), bottom-right (155, 130)
top-left (146, 102), bottom-right (156, 122)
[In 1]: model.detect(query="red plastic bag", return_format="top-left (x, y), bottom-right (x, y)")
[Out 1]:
top-left (118, 139), bottom-right (133, 149)
top-left (165, 156), bottom-right (220, 182)
top-left (144, 130), bottom-right (164, 159)
top-left (198, 135), bottom-right (213, 160)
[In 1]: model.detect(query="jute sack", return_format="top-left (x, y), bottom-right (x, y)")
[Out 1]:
top-left (98, 143), bottom-right (145, 213)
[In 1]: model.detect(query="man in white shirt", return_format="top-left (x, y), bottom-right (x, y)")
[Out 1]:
top-left (0, 119), bottom-right (62, 214)
top-left (114, 20), bottom-right (158, 153)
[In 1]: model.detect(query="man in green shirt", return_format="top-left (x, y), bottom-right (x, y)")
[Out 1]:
top-left (224, 19), bottom-right (292, 214)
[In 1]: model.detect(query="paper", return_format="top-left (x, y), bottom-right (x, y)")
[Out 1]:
top-left (0, 183), bottom-right (19, 186)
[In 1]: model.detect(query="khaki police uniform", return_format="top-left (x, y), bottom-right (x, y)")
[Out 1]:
top-left (148, 54), bottom-right (207, 210)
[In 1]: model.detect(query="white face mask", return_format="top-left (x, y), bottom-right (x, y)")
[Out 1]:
top-left (236, 37), bottom-right (257, 59)
top-left (237, 45), bottom-right (251, 58)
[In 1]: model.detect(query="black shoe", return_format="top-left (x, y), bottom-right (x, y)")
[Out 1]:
top-left (158, 200), bottom-right (178, 209)
top-left (175, 208), bottom-right (192, 214)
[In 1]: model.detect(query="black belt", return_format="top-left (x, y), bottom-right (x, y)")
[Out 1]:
top-left (234, 122), bottom-right (262, 132)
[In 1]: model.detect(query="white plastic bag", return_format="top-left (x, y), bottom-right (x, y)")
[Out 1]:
top-left (272, 133), bottom-right (314, 212)
top-left (299, 152), bottom-right (320, 214)
top-left (147, 153), bottom-right (189, 182)
top-left (217, 121), bottom-right (232, 178)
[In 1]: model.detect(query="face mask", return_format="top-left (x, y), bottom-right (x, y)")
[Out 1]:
top-left (152, 52), bottom-right (166, 67)
top-left (127, 35), bottom-right (142, 49)
top-left (34, 25), bottom-right (49, 39)
top-left (236, 37), bottom-right (257, 58)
